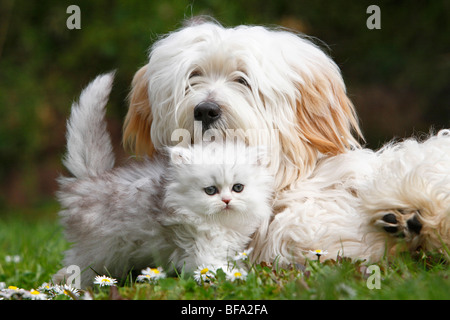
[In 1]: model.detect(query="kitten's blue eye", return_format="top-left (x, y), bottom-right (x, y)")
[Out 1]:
top-left (232, 183), bottom-right (244, 193)
top-left (204, 186), bottom-right (218, 195)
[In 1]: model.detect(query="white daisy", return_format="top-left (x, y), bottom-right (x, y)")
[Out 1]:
top-left (45, 283), bottom-right (84, 299)
top-left (233, 248), bottom-right (253, 261)
top-left (193, 265), bottom-right (216, 284)
top-left (93, 275), bottom-right (117, 287)
top-left (37, 282), bottom-right (54, 293)
top-left (0, 286), bottom-right (27, 299)
top-left (24, 289), bottom-right (48, 300)
top-left (309, 249), bottom-right (328, 261)
top-left (57, 284), bottom-right (81, 299)
top-left (0, 291), bottom-right (12, 300)
top-left (49, 284), bottom-right (65, 295)
top-left (136, 274), bottom-right (152, 282)
top-left (309, 249), bottom-right (328, 256)
top-left (225, 268), bottom-right (248, 282)
top-left (137, 267), bottom-right (166, 282)
top-left (0, 289), bottom-right (12, 300)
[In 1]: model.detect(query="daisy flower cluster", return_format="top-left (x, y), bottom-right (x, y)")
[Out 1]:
top-left (0, 282), bottom-right (83, 300)
top-left (132, 249), bottom-right (254, 287)
top-left (193, 249), bottom-right (253, 285)
top-left (92, 268), bottom-right (168, 287)
top-left (0, 247), bottom-right (261, 299)
top-left (193, 265), bottom-right (248, 284)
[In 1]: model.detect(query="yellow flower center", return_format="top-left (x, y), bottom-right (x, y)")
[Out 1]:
top-left (30, 290), bottom-right (40, 295)
top-left (234, 272), bottom-right (242, 277)
top-left (201, 268), bottom-right (209, 275)
top-left (152, 268), bottom-right (160, 274)
top-left (101, 278), bottom-right (111, 283)
top-left (8, 286), bottom-right (18, 290)
top-left (315, 250), bottom-right (322, 254)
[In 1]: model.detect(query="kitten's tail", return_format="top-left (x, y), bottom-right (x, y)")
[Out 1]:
top-left (63, 72), bottom-right (116, 178)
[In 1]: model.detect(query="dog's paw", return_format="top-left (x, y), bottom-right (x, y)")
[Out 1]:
top-left (376, 209), bottom-right (422, 238)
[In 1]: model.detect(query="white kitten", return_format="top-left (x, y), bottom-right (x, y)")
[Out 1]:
top-left (54, 73), bottom-right (274, 288)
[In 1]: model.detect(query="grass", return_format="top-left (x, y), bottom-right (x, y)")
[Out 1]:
top-left (1, 203), bottom-right (449, 300)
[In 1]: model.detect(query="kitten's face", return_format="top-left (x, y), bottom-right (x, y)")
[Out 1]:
top-left (164, 143), bottom-right (273, 229)
top-left (182, 164), bottom-right (257, 217)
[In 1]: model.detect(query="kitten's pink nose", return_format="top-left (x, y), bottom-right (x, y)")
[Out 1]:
top-left (222, 198), bottom-right (231, 205)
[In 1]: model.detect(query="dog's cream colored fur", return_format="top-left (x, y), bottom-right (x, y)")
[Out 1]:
top-left (122, 19), bottom-right (450, 264)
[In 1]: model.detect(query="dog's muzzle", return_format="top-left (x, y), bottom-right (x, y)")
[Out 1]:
top-left (194, 101), bottom-right (221, 128)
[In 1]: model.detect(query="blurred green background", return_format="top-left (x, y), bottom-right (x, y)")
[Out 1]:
top-left (0, 0), bottom-right (449, 211)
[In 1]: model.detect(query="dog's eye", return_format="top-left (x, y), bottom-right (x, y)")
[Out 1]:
top-left (235, 76), bottom-right (250, 88)
top-left (232, 183), bottom-right (244, 193)
top-left (204, 186), bottom-right (218, 195)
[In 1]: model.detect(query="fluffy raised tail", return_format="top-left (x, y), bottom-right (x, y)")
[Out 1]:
top-left (64, 72), bottom-right (116, 178)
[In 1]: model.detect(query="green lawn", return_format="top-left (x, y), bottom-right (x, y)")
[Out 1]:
top-left (1, 203), bottom-right (449, 300)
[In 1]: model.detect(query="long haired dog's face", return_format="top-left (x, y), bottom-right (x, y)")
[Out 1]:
top-left (124, 21), bottom-right (362, 190)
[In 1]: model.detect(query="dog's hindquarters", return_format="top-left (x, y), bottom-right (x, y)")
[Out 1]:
top-left (64, 72), bottom-right (116, 178)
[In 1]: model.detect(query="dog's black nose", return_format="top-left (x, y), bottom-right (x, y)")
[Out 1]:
top-left (194, 102), bottom-right (221, 127)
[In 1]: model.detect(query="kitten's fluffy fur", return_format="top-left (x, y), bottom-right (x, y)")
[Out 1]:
top-left (54, 73), bottom-right (273, 288)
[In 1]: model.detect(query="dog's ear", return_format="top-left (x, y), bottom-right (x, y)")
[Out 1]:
top-left (294, 64), bottom-right (363, 156)
top-left (123, 64), bottom-right (155, 157)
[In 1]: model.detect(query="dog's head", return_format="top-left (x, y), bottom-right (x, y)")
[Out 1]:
top-left (123, 19), bottom-right (362, 190)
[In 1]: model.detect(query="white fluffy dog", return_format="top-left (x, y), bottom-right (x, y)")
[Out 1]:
top-left (120, 18), bottom-right (449, 265)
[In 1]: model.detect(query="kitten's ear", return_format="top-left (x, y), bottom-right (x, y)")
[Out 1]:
top-left (168, 146), bottom-right (192, 165)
